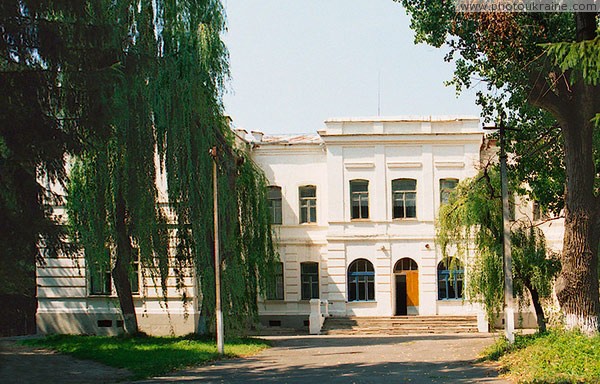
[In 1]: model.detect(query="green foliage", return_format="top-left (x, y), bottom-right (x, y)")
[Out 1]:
top-left (437, 167), bottom-right (559, 326)
top-left (22, 334), bottom-right (270, 379)
top-left (545, 36), bottom-right (600, 86)
top-left (396, 1), bottom-right (586, 216)
top-left (61, 0), bottom-right (278, 334)
top-left (481, 330), bottom-right (600, 383)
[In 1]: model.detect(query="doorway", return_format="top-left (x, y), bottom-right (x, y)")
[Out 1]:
top-left (393, 258), bottom-right (419, 316)
top-left (395, 275), bottom-right (407, 315)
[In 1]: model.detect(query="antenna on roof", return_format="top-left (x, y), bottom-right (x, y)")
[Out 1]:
top-left (377, 70), bottom-right (381, 116)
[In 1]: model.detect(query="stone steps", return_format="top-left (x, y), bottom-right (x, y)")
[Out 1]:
top-left (322, 315), bottom-right (479, 335)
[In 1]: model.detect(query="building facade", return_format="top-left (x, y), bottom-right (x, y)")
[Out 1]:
top-left (250, 116), bottom-right (486, 329)
top-left (37, 115), bottom-right (561, 335)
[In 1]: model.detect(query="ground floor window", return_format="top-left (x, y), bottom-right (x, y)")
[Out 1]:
top-left (90, 261), bottom-right (112, 295)
top-left (267, 262), bottom-right (284, 300)
top-left (301, 262), bottom-right (319, 300)
top-left (437, 257), bottom-right (464, 300)
top-left (348, 259), bottom-right (375, 302)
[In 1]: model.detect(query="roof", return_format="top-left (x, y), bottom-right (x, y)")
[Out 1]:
top-left (324, 115), bottom-right (480, 123)
top-left (259, 134), bottom-right (323, 145)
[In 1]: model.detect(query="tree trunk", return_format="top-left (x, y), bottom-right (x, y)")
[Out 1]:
top-left (112, 190), bottom-right (138, 336)
top-left (531, 13), bottom-right (600, 335)
top-left (527, 284), bottom-right (547, 333)
top-left (555, 95), bottom-right (600, 335)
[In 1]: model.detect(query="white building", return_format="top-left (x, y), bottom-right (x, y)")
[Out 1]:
top-left (250, 116), bottom-right (486, 329)
top-left (37, 115), bottom-right (559, 335)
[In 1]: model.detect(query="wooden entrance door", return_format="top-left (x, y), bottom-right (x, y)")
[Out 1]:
top-left (405, 270), bottom-right (419, 308)
top-left (393, 258), bottom-right (419, 316)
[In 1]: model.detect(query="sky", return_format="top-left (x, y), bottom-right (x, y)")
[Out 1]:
top-left (222, 0), bottom-right (482, 134)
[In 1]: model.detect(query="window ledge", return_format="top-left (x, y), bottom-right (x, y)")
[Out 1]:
top-left (392, 218), bottom-right (418, 221)
top-left (437, 298), bottom-right (464, 302)
top-left (350, 219), bottom-right (371, 222)
top-left (347, 300), bottom-right (377, 304)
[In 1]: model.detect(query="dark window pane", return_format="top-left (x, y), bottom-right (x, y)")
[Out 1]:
top-left (392, 179), bottom-right (416, 191)
top-left (300, 186), bottom-right (316, 198)
top-left (301, 263), bottom-right (319, 299)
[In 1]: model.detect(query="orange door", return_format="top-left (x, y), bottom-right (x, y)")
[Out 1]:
top-left (405, 270), bottom-right (419, 307)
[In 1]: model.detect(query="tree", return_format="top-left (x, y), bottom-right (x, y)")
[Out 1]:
top-left (153, 0), bottom-right (279, 333)
top-left (67, 0), bottom-right (278, 335)
top-left (438, 167), bottom-right (560, 332)
top-left (1, 1), bottom-right (109, 335)
top-left (399, 1), bottom-right (600, 333)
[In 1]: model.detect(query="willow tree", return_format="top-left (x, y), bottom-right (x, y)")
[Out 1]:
top-left (438, 167), bottom-right (560, 331)
top-left (153, 0), bottom-right (278, 334)
top-left (66, 0), bottom-right (277, 335)
top-left (399, 1), bottom-right (600, 333)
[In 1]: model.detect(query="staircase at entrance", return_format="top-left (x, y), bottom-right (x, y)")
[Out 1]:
top-left (321, 315), bottom-right (478, 335)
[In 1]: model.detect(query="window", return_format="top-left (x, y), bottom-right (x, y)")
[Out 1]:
top-left (440, 178), bottom-right (459, 204)
top-left (267, 186), bottom-right (282, 225)
top-left (90, 261), bottom-right (112, 295)
top-left (348, 259), bottom-right (375, 302)
top-left (437, 257), bottom-right (464, 300)
top-left (267, 262), bottom-right (284, 300)
top-left (392, 179), bottom-right (417, 219)
top-left (299, 185), bottom-right (317, 224)
top-left (301, 262), bottom-right (319, 300)
top-left (350, 179), bottom-right (369, 219)
top-left (130, 253), bottom-right (140, 295)
top-left (394, 257), bottom-right (418, 272)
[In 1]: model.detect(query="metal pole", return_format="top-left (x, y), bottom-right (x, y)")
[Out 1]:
top-left (499, 122), bottom-right (515, 344)
top-left (211, 146), bottom-right (225, 355)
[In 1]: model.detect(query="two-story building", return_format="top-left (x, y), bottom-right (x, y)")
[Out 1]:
top-left (249, 116), bottom-right (486, 329)
top-left (40, 115), bottom-right (554, 336)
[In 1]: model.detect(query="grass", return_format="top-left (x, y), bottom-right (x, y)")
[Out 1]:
top-left (480, 329), bottom-right (600, 383)
top-left (22, 334), bottom-right (270, 379)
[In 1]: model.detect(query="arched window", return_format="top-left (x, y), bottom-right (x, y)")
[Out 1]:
top-left (348, 259), bottom-right (375, 302)
top-left (392, 179), bottom-right (417, 218)
top-left (350, 179), bottom-right (369, 219)
top-left (267, 186), bottom-right (282, 224)
top-left (394, 257), bottom-right (418, 272)
top-left (437, 257), bottom-right (464, 300)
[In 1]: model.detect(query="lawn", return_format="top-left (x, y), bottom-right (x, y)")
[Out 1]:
top-left (22, 334), bottom-right (270, 379)
top-left (481, 329), bottom-right (600, 383)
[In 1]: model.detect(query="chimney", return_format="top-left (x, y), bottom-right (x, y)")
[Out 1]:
top-left (234, 128), bottom-right (248, 140)
top-left (251, 130), bottom-right (264, 142)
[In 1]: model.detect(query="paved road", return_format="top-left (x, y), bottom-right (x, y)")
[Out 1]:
top-left (137, 333), bottom-right (508, 384)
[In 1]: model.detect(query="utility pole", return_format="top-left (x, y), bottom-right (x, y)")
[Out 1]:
top-left (484, 118), bottom-right (515, 343)
top-left (210, 146), bottom-right (224, 355)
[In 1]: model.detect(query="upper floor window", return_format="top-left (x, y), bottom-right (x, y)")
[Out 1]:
top-left (267, 186), bottom-right (283, 225)
top-left (301, 262), bottom-right (319, 300)
top-left (392, 179), bottom-right (417, 219)
top-left (348, 259), bottom-right (375, 302)
top-left (267, 262), bottom-right (284, 300)
top-left (299, 185), bottom-right (317, 224)
top-left (440, 178), bottom-right (459, 204)
top-left (350, 179), bottom-right (369, 219)
top-left (437, 257), bottom-right (464, 300)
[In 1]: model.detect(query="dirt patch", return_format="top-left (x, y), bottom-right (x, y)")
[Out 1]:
top-left (0, 339), bottom-right (132, 384)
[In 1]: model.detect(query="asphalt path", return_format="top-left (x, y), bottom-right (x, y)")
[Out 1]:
top-left (137, 333), bottom-right (508, 384)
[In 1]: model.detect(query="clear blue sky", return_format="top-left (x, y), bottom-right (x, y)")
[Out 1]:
top-left (222, 0), bottom-right (482, 134)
